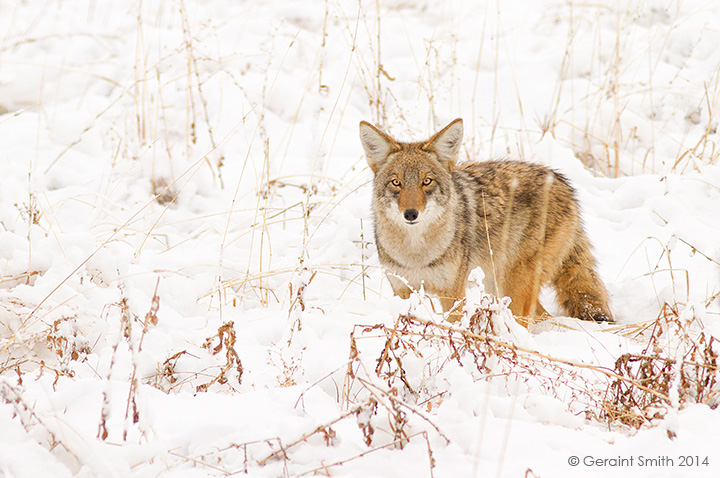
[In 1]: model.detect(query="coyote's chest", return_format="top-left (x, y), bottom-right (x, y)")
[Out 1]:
top-left (374, 214), bottom-right (462, 291)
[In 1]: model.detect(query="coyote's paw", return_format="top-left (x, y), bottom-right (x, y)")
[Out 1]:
top-left (579, 310), bottom-right (613, 322)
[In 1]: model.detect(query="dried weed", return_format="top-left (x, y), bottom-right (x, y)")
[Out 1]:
top-left (196, 321), bottom-right (244, 392)
top-left (604, 303), bottom-right (719, 428)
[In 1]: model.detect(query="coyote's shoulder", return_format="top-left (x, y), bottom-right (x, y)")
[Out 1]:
top-left (360, 118), bottom-right (612, 322)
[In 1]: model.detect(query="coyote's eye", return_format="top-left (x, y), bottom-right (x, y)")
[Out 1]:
top-left (391, 179), bottom-right (401, 187)
top-left (422, 178), bottom-right (433, 186)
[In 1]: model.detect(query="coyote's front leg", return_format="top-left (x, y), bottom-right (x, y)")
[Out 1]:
top-left (438, 272), bottom-right (467, 322)
top-left (439, 295), bottom-right (465, 323)
top-left (387, 274), bottom-right (412, 300)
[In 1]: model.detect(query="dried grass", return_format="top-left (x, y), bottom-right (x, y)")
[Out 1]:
top-left (603, 303), bottom-right (719, 429)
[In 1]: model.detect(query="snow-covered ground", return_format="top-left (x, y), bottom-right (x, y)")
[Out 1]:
top-left (1, 0), bottom-right (720, 476)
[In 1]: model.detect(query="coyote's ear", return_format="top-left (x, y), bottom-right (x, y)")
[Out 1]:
top-left (359, 121), bottom-right (399, 174)
top-left (423, 118), bottom-right (463, 170)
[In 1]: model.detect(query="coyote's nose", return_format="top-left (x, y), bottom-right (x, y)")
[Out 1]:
top-left (403, 209), bottom-right (419, 222)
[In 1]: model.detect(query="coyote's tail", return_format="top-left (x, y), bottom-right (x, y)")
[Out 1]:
top-left (552, 233), bottom-right (613, 321)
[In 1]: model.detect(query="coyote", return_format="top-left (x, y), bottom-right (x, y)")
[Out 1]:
top-left (359, 118), bottom-right (612, 322)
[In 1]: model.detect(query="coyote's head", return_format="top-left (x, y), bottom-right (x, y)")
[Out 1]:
top-left (359, 119), bottom-right (463, 228)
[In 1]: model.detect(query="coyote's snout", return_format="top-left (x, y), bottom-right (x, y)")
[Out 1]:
top-left (360, 118), bottom-right (613, 322)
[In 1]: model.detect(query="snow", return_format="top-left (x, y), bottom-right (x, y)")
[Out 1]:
top-left (1, 0), bottom-right (720, 476)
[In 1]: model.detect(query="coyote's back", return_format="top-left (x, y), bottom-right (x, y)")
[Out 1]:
top-left (359, 118), bottom-right (612, 322)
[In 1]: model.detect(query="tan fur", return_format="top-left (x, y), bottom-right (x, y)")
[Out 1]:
top-left (359, 118), bottom-right (613, 322)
